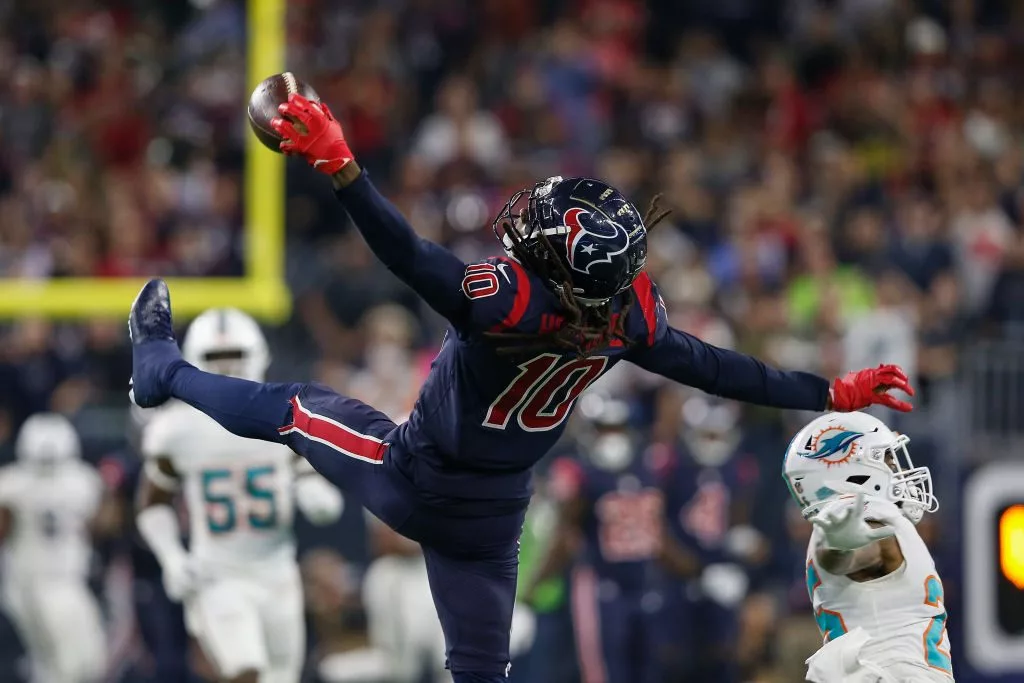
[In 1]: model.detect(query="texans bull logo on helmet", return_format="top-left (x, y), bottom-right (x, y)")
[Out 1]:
top-left (562, 207), bottom-right (631, 275)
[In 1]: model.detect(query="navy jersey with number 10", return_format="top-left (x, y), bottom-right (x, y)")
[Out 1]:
top-left (333, 173), bottom-right (831, 512)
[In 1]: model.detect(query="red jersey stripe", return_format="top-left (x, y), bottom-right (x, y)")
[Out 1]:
top-left (279, 396), bottom-right (386, 463)
top-left (632, 272), bottom-right (658, 346)
top-left (491, 257), bottom-right (531, 331)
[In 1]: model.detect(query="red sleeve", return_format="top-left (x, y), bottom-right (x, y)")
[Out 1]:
top-left (630, 272), bottom-right (667, 347)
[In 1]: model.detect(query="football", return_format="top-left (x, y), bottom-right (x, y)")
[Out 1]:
top-left (247, 72), bottom-right (320, 152)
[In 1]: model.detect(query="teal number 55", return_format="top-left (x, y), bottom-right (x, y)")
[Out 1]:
top-left (201, 466), bottom-right (278, 534)
top-left (246, 466), bottom-right (278, 529)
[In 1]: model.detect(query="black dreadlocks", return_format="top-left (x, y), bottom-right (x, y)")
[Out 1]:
top-left (484, 195), bottom-right (672, 357)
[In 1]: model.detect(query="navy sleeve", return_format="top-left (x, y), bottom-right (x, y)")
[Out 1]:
top-left (626, 274), bottom-right (830, 411)
top-left (458, 256), bottom-right (533, 334)
top-left (334, 172), bottom-right (470, 325)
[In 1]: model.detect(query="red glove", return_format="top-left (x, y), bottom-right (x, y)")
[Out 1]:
top-left (271, 94), bottom-right (354, 174)
top-left (829, 364), bottom-right (915, 413)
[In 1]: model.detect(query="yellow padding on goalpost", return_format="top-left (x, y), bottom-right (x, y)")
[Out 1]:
top-left (0, 0), bottom-right (289, 322)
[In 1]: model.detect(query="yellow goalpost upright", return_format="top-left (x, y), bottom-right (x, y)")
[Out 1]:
top-left (0, 0), bottom-right (290, 322)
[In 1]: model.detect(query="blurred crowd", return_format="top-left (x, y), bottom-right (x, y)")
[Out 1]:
top-left (1, 0), bottom-right (1024, 681)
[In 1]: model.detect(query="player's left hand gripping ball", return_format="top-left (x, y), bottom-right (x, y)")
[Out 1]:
top-left (271, 94), bottom-right (353, 174)
top-left (829, 364), bottom-right (915, 412)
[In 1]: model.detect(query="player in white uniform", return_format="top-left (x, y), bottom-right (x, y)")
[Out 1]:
top-left (0, 413), bottom-right (106, 683)
top-left (136, 308), bottom-right (344, 683)
top-left (783, 411), bottom-right (953, 683)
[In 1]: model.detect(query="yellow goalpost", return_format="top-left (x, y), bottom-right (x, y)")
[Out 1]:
top-left (0, 0), bottom-right (290, 322)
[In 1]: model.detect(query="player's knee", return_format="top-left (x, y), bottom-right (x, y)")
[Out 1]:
top-left (225, 669), bottom-right (260, 683)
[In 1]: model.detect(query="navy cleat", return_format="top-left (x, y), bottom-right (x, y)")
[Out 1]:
top-left (129, 279), bottom-right (186, 408)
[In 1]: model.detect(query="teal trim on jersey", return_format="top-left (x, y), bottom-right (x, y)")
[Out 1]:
top-left (924, 576), bottom-right (952, 673)
top-left (202, 469), bottom-right (236, 533)
top-left (806, 561), bottom-right (848, 642)
top-left (246, 466), bottom-right (278, 529)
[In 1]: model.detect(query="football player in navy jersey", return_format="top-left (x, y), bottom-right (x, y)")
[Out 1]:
top-left (524, 395), bottom-right (698, 683)
top-left (660, 394), bottom-right (764, 683)
top-left (128, 93), bottom-right (915, 683)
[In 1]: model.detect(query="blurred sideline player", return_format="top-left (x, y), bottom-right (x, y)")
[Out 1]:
top-left (136, 309), bottom-right (343, 683)
top-left (0, 413), bottom-right (107, 683)
top-left (363, 517), bottom-right (448, 683)
top-left (659, 392), bottom-right (766, 683)
top-left (301, 548), bottom-right (392, 683)
top-left (783, 411), bottom-right (953, 683)
top-left (100, 418), bottom-right (194, 683)
top-left (526, 395), bottom-right (700, 683)
top-left (346, 304), bottom-right (428, 423)
top-left (510, 480), bottom-right (577, 683)
top-left (648, 318), bottom-right (766, 682)
top-left (129, 90), bottom-right (915, 683)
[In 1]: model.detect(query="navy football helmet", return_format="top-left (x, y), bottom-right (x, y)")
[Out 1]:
top-left (493, 176), bottom-right (649, 305)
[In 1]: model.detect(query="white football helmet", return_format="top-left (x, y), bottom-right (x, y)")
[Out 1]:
top-left (16, 413), bottom-right (81, 471)
top-left (681, 394), bottom-right (741, 467)
top-left (577, 393), bottom-right (635, 471)
top-left (783, 411), bottom-right (937, 524)
top-left (182, 308), bottom-right (270, 381)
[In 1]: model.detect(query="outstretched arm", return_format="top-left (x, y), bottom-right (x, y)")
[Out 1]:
top-left (135, 455), bottom-right (193, 602)
top-left (331, 164), bottom-right (471, 324)
top-left (631, 325), bottom-right (831, 411)
top-left (626, 275), bottom-right (914, 412)
top-left (272, 94), bottom-right (471, 325)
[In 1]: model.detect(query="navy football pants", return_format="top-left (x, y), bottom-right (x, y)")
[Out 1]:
top-left (167, 371), bottom-right (520, 680)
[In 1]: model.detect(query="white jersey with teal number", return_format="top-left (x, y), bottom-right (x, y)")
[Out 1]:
top-left (805, 499), bottom-right (954, 681)
top-left (142, 400), bottom-right (298, 578)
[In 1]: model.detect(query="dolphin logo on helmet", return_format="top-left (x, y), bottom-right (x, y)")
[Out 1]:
top-left (783, 411), bottom-right (938, 524)
top-left (803, 427), bottom-right (864, 466)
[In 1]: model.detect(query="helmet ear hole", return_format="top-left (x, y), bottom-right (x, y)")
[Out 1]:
top-left (846, 475), bottom-right (870, 485)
